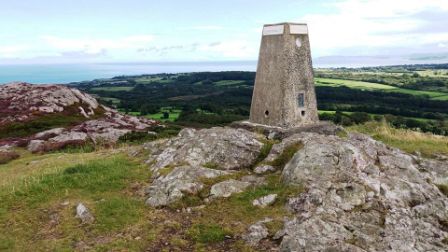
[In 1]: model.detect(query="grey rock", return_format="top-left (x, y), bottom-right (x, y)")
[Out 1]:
top-left (75, 203), bottom-right (94, 224)
top-left (146, 166), bottom-right (230, 207)
top-left (50, 131), bottom-right (89, 143)
top-left (27, 140), bottom-right (45, 152)
top-left (209, 179), bottom-right (251, 198)
top-left (254, 165), bottom-right (276, 174)
top-left (143, 127), bottom-right (264, 173)
top-left (34, 128), bottom-right (65, 139)
top-left (253, 194), bottom-right (277, 208)
top-left (241, 175), bottom-right (266, 185)
top-left (267, 131), bottom-right (277, 140)
top-left (243, 218), bottom-right (272, 246)
top-left (279, 132), bottom-right (448, 251)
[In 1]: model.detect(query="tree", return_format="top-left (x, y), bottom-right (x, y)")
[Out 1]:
top-left (162, 112), bottom-right (170, 119)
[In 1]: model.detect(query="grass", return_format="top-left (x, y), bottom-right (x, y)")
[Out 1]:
top-left (146, 111), bottom-right (181, 122)
top-left (0, 148), bottom-right (115, 189)
top-left (0, 132), bottom-right (304, 250)
top-left (0, 147), bottom-right (305, 251)
top-left (187, 224), bottom-right (231, 243)
top-left (134, 76), bottom-right (174, 84)
top-left (252, 140), bottom-right (275, 168)
top-left (214, 80), bottom-right (246, 86)
top-left (0, 153), bottom-right (153, 251)
top-left (436, 184), bottom-right (448, 197)
top-left (99, 97), bottom-right (121, 104)
top-left (315, 77), bottom-right (448, 100)
top-left (269, 142), bottom-right (304, 168)
top-left (141, 107), bottom-right (182, 122)
top-left (348, 121), bottom-right (448, 157)
top-left (318, 110), bottom-right (435, 123)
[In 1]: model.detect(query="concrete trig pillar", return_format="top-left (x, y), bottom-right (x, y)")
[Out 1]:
top-left (249, 23), bottom-right (319, 128)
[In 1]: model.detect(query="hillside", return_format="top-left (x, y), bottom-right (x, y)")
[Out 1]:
top-left (71, 64), bottom-right (448, 135)
top-left (0, 69), bottom-right (447, 251)
top-left (1, 123), bottom-right (447, 251)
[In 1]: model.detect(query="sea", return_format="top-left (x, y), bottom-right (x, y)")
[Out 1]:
top-left (1, 57), bottom-right (446, 84)
top-left (0, 61), bottom-right (258, 84)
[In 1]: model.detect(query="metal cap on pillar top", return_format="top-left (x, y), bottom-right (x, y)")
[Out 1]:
top-left (249, 23), bottom-right (319, 128)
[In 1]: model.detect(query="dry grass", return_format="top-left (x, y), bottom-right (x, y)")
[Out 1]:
top-left (348, 121), bottom-right (448, 157)
top-left (0, 144), bottom-right (303, 251)
top-left (0, 146), bottom-right (129, 190)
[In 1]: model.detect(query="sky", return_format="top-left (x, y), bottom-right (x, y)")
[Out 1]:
top-left (1, 0), bottom-right (448, 64)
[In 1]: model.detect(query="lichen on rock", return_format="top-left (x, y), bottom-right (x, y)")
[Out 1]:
top-left (143, 127), bottom-right (264, 174)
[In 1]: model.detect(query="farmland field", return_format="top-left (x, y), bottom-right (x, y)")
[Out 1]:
top-left (315, 78), bottom-right (448, 100)
top-left (90, 86), bottom-right (134, 92)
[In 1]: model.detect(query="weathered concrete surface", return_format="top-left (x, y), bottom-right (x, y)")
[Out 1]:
top-left (249, 23), bottom-right (318, 128)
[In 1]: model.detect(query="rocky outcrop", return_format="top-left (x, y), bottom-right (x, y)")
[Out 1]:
top-left (279, 132), bottom-right (448, 251)
top-left (145, 166), bottom-right (230, 207)
top-left (0, 82), bottom-right (99, 125)
top-left (140, 126), bottom-right (447, 251)
top-left (25, 110), bottom-right (158, 152)
top-left (143, 127), bottom-right (264, 174)
top-left (0, 83), bottom-right (159, 152)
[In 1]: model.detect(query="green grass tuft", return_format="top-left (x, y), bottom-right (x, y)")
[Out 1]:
top-left (270, 142), bottom-right (303, 168)
top-left (250, 140), bottom-right (275, 168)
top-left (95, 197), bottom-right (144, 232)
top-left (436, 184), bottom-right (448, 197)
top-left (187, 223), bottom-right (231, 243)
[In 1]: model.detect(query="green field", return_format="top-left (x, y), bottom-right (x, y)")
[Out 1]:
top-left (214, 80), bottom-right (246, 86)
top-left (415, 69), bottom-right (448, 78)
top-left (318, 110), bottom-right (434, 122)
top-left (315, 78), bottom-right (448, 100)
top-left (90, 86), bottom-right (134, 92)
top-left (99, 97), bottom-right (121, 104)
top-left (146, 107), bottom-right (182, 122)
top-left (134, 76), bottom-right (174, 84)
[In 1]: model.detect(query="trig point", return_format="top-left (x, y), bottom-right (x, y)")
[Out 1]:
top-left (249, 23), bottom-right (319, 128)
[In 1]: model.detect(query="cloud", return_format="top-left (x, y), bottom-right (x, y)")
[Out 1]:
top-left (42, 34), bottom-right (154, 55)
top-left (198, 40), bottom-right (256, 58)
top-left (136, 39), bottom-right (255, 59)
top-left (60, 49), bottom-right (108, 58)
top-left (0, 45), bottom-right (30, 58)
top-left (189, 25), bottom-right (224, 31)
top-left (301, 0), bottom-right (448, 56)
